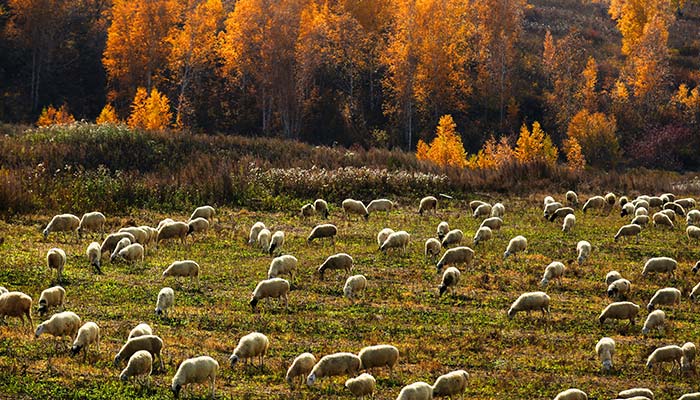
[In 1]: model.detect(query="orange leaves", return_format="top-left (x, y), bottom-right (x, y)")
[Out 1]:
top-left (563, 137), bottom-right (586, 172)
top-left (566, 109), bottom-right (619, 168)
top-left (514, 121), bottom-right (558, 167)
top-left (36, 104), bottom-right (75, 127)
top-left (469, 136), bottom-right (515, 170)
top-left (96, 104), bottom-right (120, 125)
top-left (127, 87), bottom-right (172, 130)
top-left (415, 115), bottom-right (467, 168)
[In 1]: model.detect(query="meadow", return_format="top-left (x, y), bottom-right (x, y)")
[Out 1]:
top-left (1, 194), bottom-right (700, 400)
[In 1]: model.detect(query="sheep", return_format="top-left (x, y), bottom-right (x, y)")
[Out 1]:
top-left (473, 204), bottom-right (492, 219)
top-left (664, 201), bottom-right (686, 217)
top-left (396, 381), bottom-right (434, 400)
top-left (631, 215), bottom-right (649, 227)
top-left (507, 292), bottom-right (550, 320)
top-left (0, 291), bottom-right (32, 327)
top-left (687, 226), bottom-right (700, 241)
top-left (345, 373), bottom-right (376, 399)
top-left (659, 209), bottom-right (676, 222)
top-left (37, 286), bottom-right (65, 316)
top-left (0, 286), bottom-right (7, 295)
top-left (682, 342), bottom-right (696, 371)
top-left (544, 196), bottom-right (555, 205)
top-left (367, 199), bottom-right (394, 216)
top-left (114, 243), bottom-right (145, 266)
top-left (605, 271), bottom-right (623, 285)
top-left (100, 232), bottom-right (136, 254)
top-left (566, 191), bottom-right (579, 207)
top-left (649, 196), bottom-right (664, 208)
top-left (676, 198), bottom-right (697, 209)
top-left (646, 345), bottom-right (683, 372)
top-left (120, 350), bottom-right (152, 386)
top-left (344, 275), bottom-right (367, 302)
top-left (46, 248), bottom-right (66, 282)
top-left (480, 217), bottom-right (503, 231)
top-left (308, 224), bottom-right (338, 245)
top-left (436, 247), bottom-right (474, 273)
top-left (554, 389), bottom-right (587, 400)
top-left (562, 213), bottom-right (576, 232)
top-left (157, 221), bottom-right (189, 247)
top-left (636, 207), bottom-right (649, 217)
top-left (642, 257), bottom-right (677, 278)
top-left (286, 352), bottom-right (316, 389)
top-left (549, 207), bottom-right (574, 222)
top-left (171, 355), bottom-right (219, 399)
top-left (229, 331), bottom-right (269, 368)
top-left (614, 224), bottom-right (642, 243)
top-left (642, 310), bottom-right (666, 335)
top-left (582, 196), bottom-right (606, 214)
top-left (540, 262), bottom-right (565, 287)
top-left (473, 226), bottom-right (492, 246)
top-left (250, 278), bottom-right (290, 312)
top-left (114, 335), bottom-right (164, 370)
top-left (314, 199), bottom-right (330, 218)
top-left (317, 253), bottom-right (353, 281)
top-left (163, 260), bottom-right (200, 288)
top-left (128, 323), bottom-right (153, 340)
top-left (634, 199), bottom-right (650, 211)
top-left (432, 369), bottom-right (469, 399)
top-left (268, 230), bottom-right (285, 255)
top-left (358, 344), bottom-right (399, 374)
top-left (436, 221), bottom-right (450, 241)
top-left (110, 237), bottom-right (132, 261)
top-left (35, 311), bottom-right (81, 348)
top-left (257, 228), bottom-right (271, 252)
top-left (438, 267), bottom-right (461, 297)
top-left (653, 212), bottom-right (674, 229)
top-left (691, 282), bottom-right (700, 300)
top-left (70, 321), bottom-right (100, 361)
top-left (343, 199), bottom-right (369, 220)
top-left (599, 301), bottom-right (640, 325)
top-left (647, 287), bottom-right (681, 311)
top-left (621, 203), bottom-right (635, 217)
top-left (503, 235), bottom-right (527, 260)
top-left (377, 228), bottom-right (395, 247)
top-left (605, 192), bottom-right (616, 205)
top-left (425, 238), bottom-right (441, 261)
top-left (157, 218), bottom-right (175, 231)
top-left (419, 196), bottom-right (438, 215)
top-left (576, 241), bottom-right (592, 265)
top-left (660, 193), bottom-right (675, 203)
top-left (544, 202), bottom-right (563, 219)
top-left (155, 287), bottom-right (174, 317)
top-left (491, 202), bottom-right (505, 217)
top-left (619, 195), bottom-right (630, 206)
top-left (118, 226), bottom-right (148, 245)
top-left (607, 279), bottom-right (631, 300)
top-left (307, 352), bottom-right (361, 386)
top-left (43, 213), bottom-right (80, 241)
top-left (86, 241), bottom-right (102, 274)
top-left (618, 388), bottom-right (654, 399)
top-left (301, 203), bottom-right (315, 218)
top-left (470, 200), bottom-right (489, 211)
top-left (693, 261), bottom-right (700, 274)
top-left (189, 205), bottom-right (215, 222)
top-left (248, 222), bottom-right (266, 245)
top-left (78, 212), bottom-right (106, 239)
top-left (596, 337), bottom-right (615, 372)
top-left (687, 209), bottom-right (700, 226)
top-left (441, 229), bottom-right (463, 248)
top-left (678, 394), bottom-right (700, 400)
top-left (268, 255), bottom-right (298, 280)
top-left (187, 217), bottom-right (210, 239)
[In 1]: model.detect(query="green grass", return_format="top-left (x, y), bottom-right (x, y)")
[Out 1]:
top-left (0, 196), bottom-right (699, 399)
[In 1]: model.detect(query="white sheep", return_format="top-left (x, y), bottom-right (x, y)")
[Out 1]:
top-left (642, 310), bottom-right (666, 335)
top-left (307, 352), bottom-right (361, 386)
top-left (157, 221), bottom-right (189, 247)
top-left (43, 213), bottom-right (80, 241)
top-left (380, 231), bottom-right (410, 255)
top-left (687, 210), bottom-right (700, 226)
top-left (358, 344), bottom-right (399, 373)
top-left (540, 262), bottom-right (565, 287)
top-left (162, 260), bottom-right (200, 289)
top-left (473, 203), bottom-right (492, 219)
top-left (676, 197), bottom-right (697, 209)
top-left (687, 226), bottom-right (700, 241)
top-left (649, 196), bottom-right (664, 208)
top-left (419, 196), bottom-right (438, 215)
top-left (660, 209), bottom-right (675, 221)
top-left (70, 321), bottom-right (100, 361)
top-left (47, 248), bottom-right (66, 282)
top-left (344, 275), bottom-right (368, 302)
top-left (647, 287), bottom-right (681, 311)
top-left (257, 228), bottom-right (271, 252)
top-left (113, 335), bottom-right (164, 370)
top-left (605, 192), bottom-right (617, 205)
top-left (343, 199), bottom-right (369, 220)
top-left (250, 278), bottom-right (290, 312)
top-left (646, 345), bottom-right (683, 372)
top-left (636, 207), bottom-right (649, 217)
top-left (436, 221), bottom-right (450, 241)
top-left (439, 267), bottom-right (461, 297)
top-left (631, 215), bottom-right (649, 227)
top-left (682, 342), bottom-right (696, 372)
top-left (566, 191), bottom-right (579, 207)
top-left (110, 237), bottom-right (132, 262)
top-left (314, 199), bottom-right (330, 218)
top-left (491, 202), bottom-right (505, 217)
top-left (577, 241), bottom-right (592, 265)
top-left (582, 196), bottom-right (606, 214)
top-left (86, 241), bottom-right (102, 274)
top-left (35, 311), bottom-right (81, 348)
top-left (100, 232), bottom-right (136, 254)
top-left (157, 218), bottom-right (175, 231)
top-left (693, 261), bottom-right (700, 274)
top-left (678, 393), bottom-right (700, 400)
top-left (155, 287), bottom-right (175, 317)
top-left (128, 323), bottom-right (153, 340)
top-left (507, 292), bottom-right (550, 320)
top-left (367, 199), bottom-right (394, 216)
top-left (190, 205), bottom-right (215, 222)
top-left (652, 211), bottom-right (674, 229)
top-left (171, 355), bottom-right (219, 399)
top-left (617, 388), bottom-right (654, 399)
top-left (249, 222), bottom-right (266, 245)
top-left (268, 230), bottom-right (285, 256)
top-left (78, 211), bottom-right (106, 239)
top-left (187, 217), bottom-right (210, 240)
top-left (115, 243), bottom-right (145, 266)
top-left (544, 202), bottom-right (563, 219)
top-left (634, 199), bottom-right (650, 211)
top-left (377, 228), bottom-right (395, 247)
top-left (37, 285), bottom-right (65, 316)
top-left (503, 235), bottom-right (527, 260)
top-left (605, 271), bottom-right (622, 285)
top-left (614, 224), bottom-right (642, 242)
top-left (549, 207), bottom-right (574, 222)
top-left (436, 247), bottom-right (474, 273)
top-left (480, 217), bottom-right (503, 231)
top-left (544, 196), bottom-right (555, 205)
top-left (621, 202), bottom-right (635, 217)
top-left (268, 255), bottom-right (298, 280)
top-left (317, 253), bottom-right (353, 281)
top-left (119, 226), bottom-right (149, 245)
top-left (345, 373), bottom-right (376, 399)
top-left (562, 213), bottom-right (576, 232)
top-left (599, 301), bottom-right (640, 326)
top-left (229, 332), bottom-right (270, 368)
top-left (554, 388), bottom-right (588, 400)
top-left (619, 195), bottom-right (630, 206)
top-left (607, 279), bottom-right (631, 300)
top-left (642, 257), bottom-right (677, 278)
top-left (308, 224), bottom-right (338, 245)
top-left (425, 238), bottom-right (441, 261)
top-left (286, 352), bottom-right (316, 389)
top-left (301, 203), bottom-right (315, 218)
top-left (441, 229), bottom-right (463, 248)
top-left (120, 350), bottom-right (152, 386)
top-left (473, 226), bottom-right (492, 246)
top-left (0, 291), bottom-right (33, 328)
top-left (595, 337), bottom-right (615, 372)
top-left (397, 381), bottom-right (434, 400)
top-left (432, 369), bottom-right (469, 399)
top-left (0, 286), bottom-right (7, 295)
top-left (664, 201), bottom-right (686, 217)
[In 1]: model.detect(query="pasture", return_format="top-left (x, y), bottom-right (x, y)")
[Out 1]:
top-left (0, 195), bottom-right (699, 399)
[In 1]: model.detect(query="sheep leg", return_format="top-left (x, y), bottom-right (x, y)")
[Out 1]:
top-left (210, 374), bottom-right (216, 398)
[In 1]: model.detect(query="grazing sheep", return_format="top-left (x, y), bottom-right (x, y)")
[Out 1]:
top-left (114, 243), bottom-right (145, 266)
top-left (544, 202), bottom-right (563, 219)
top-left (646, 345), bottom-right (683, 372)
top-left (342, 199), bottom-right (369, 221)
top-left (187, 217), bottom-right (210, 239)
top-left (432, 369), bottom-right (469, 399)
top-left (549, 207), bottom-right (574, 222)
top-left (157, 218), bottom-right (175, 231)
top-left (86, 241), bottom-right (102, 274)
top-left (659, 209), bottom-right (676, 222)
top-left (268, 255), bottom-right (298, 280)
top-left (507, 292), bottom-right (550, 320)
top-left (480, 217), bottom-right (503, 231)
top-left (678, 394), bottom-right (700, 400)
top-left (599, 301), bottom-right (640, 325)
top-left (0, 291), bottom-right (32, 327)
top-left (190, 205), bottom-right (215, 222)
top-left (649, 196), bottom-right (664, 208)
top-left (286, 352), bottom-right (316, 389)
top-left (250, 278), bottom-right (290, 312)
top-left (318, 253), bottom-right (353, 281)
top-left (687, 226), bottom-right (700, 241)
top-left (367, 199), bottom-right (394, 216)
top-left (634, 199), bottom-right (650, 211)
top-left (687, 210), bottom-right (700, 226)
top-left (619, 195), bottom-right (630, 206)
top-left (439, 267), bottom-right (461, 296)
top-left (614, 224), bottom-right (642, 243)
top-left (0, 286), bottom-right (7, 295)
top-left (155, 287), bottom-right (175, 317)
top-left (377, 228), bottom-right (395, 247)
top-left (637, 207), bottom-right (651, 217)
top-left (344, 275), bottom-right (368, 302)
top-left (307, 352), bottom-right (361, 386)
top-left (307, 224), bottom-right (337, 245)
top-left (621, 203), bottom-right (635, 217)
top-left (554, 389), bottom-right (587, 400)
top-left (473, 204), bottom-right (492, 219)
top-left (596, 337), bottom-right (615, 372)
top-left (664, 202), bottom-right (686, 217)
top-left (682, 342), bottom-right (696, 372)
top-left (562, 213), bottom-right (576, 232)
top-left (425, 238), bottom-right (441, 261)
top-left (676, 198), bottom-right (697, 209)
top-left (491, 202), bottom-right (505, 217)
top-left (652, 212), bottom-right (674, 229)
top-left (120, 350), bottom-right (152, 385)
top-left (582, 196), bottom-right (606, 214)
top-left (345, 373), bottom-right (376, 399)
top-left (631, 215), bottom-right (649, 227)
top-left (128, 323), bottom-right (153, 340)
top-left (301, 203), bottom-right (315, 218)
top-left (100, 232), bottom-right (136, 254)
top-left (43, 213), bottom-right (80, 241)
top-left (691, 282), bottom-right (700, 300)
top-left (70, 321), bottom-right (100, 361)
top-left (46, 248), bottom-right (66, 282)
top-left (503, 235), bottom-right (527, 260)
top-left (441, 229), bottom-right (463, 248)
top-left (35, 311), bottom-right (81, 346)
top-left (110, 237), bottom-right (131, 262)
top-left (618, 388), bottom-right (654, 399)
top-left (268, 230), bottom-right (285, 256)
top-left (540, 262), bottom-right (565, 287)
top-left (257, 228), bottom-right (271, 252)
top-left (566, 191), bottom-right (579, 207)
top-left (470, 200), bottom-right (489, 211)
top-left (157, 221), bottom-right (189, 247)
top-left (436, 247), bottom-right (474, 273)
top-left (605, 192), bottom-right (617, 205)
top-left (419, 196), bottom-right (438, 215)
top-left (473, 226), bottom-right (492, 246)
top-left (114, 335), bottom-right (164, 370)
top-left (397, 381), bottom-right (434, 400)
top-left (314, 199), bottom-right (330, 218)
top-left (437, 221), bottom-right (450, 240)
top-left (576, 241), bottom-right (592, 265)
top-left (163, 260), bottom-right (200, 288)
top-left (37, 286), bottom-right (65, 316)
top-left (229, 332), bottom-right (269, 368)
top-left (358, 344), bottom-right (399, 373)
top-left (642, 310), bottom-right (666, 335)
top-left (118, 227), bottom-right (148, 245)
top-left (607, 279), bottom-right (631, 300)
top-left (647, 287), bottom-right (681, 311)
top-left (642, 257), bottom-right (677, 278)
top-left (544, 196), bottom-right (555, 205)
top-left (248, 222), bottom-right (266, 245)
top-left (171, 355), bottom-right (219, 399)
top-left (693, 261), bottom-right (700, 274)
top-left (605, 270), bottom-right (623, 285)
top-left (78, 212), bottom-right (106, 239)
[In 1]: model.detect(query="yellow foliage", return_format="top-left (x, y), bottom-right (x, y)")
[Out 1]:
top-left (415, 115), bottom-right (468, 168)
top-left (416, 139), bottom-right (430, 160)
top-left (36, 104), bottom-right (75, 127)
top-left (469, 135), bottom-right (515, 170)
top-left (128, 87), bottom-right (172, 130)
top-left (613, 80), bottom-right (630, 101)
top-left (567, 109), bottom-right (619, 168)
top-left (514, 121), bottom-right (558, 166)
top-left (96, 104), bottom-right (120, 124)
top-left (580, 56), bottom-right (598, 111)
top-left (563, 136), bottom-right (586, 172)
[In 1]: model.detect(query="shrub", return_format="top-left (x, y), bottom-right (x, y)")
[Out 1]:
top-left (127, 87), bottom-right (173, 130)
top-left (514, 121), bottom-right (558, 167)
top-left (36, 104), bottom-right (75, 127)
top-left (96, 104), bottom-right (120, 124)
top-left (567, 109), bottom-right (620, 168)
top-left (416, 115), bottom-right (468, 168)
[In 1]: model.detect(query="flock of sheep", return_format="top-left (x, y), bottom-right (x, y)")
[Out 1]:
top-left (2, 190), bottom-right (700, 399)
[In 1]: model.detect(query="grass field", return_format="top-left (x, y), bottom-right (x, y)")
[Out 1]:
top-left (1, 195), bottom-right (699, 400)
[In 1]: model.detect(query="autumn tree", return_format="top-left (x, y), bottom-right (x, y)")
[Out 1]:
top-left (127, 87), bottom-right (172, 130)
top-left (514, 121), bottom-right (558, 166)
top-left (566, 109), bottom-right (620, 168)
top-left (468, 135), bottom-right (515, 170)
top-left (672, 84), bottom-right (700, 124)
top-left (563, 137), bottom-right (586, 172)
top-left (415, 115), bottom-right (468, 168)
top-left (96, 104), bottom-right (120, 124)
top-left (36, 104), bottom-right (75, 126)
top-left (578, 57), bottom-right (598, 112)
